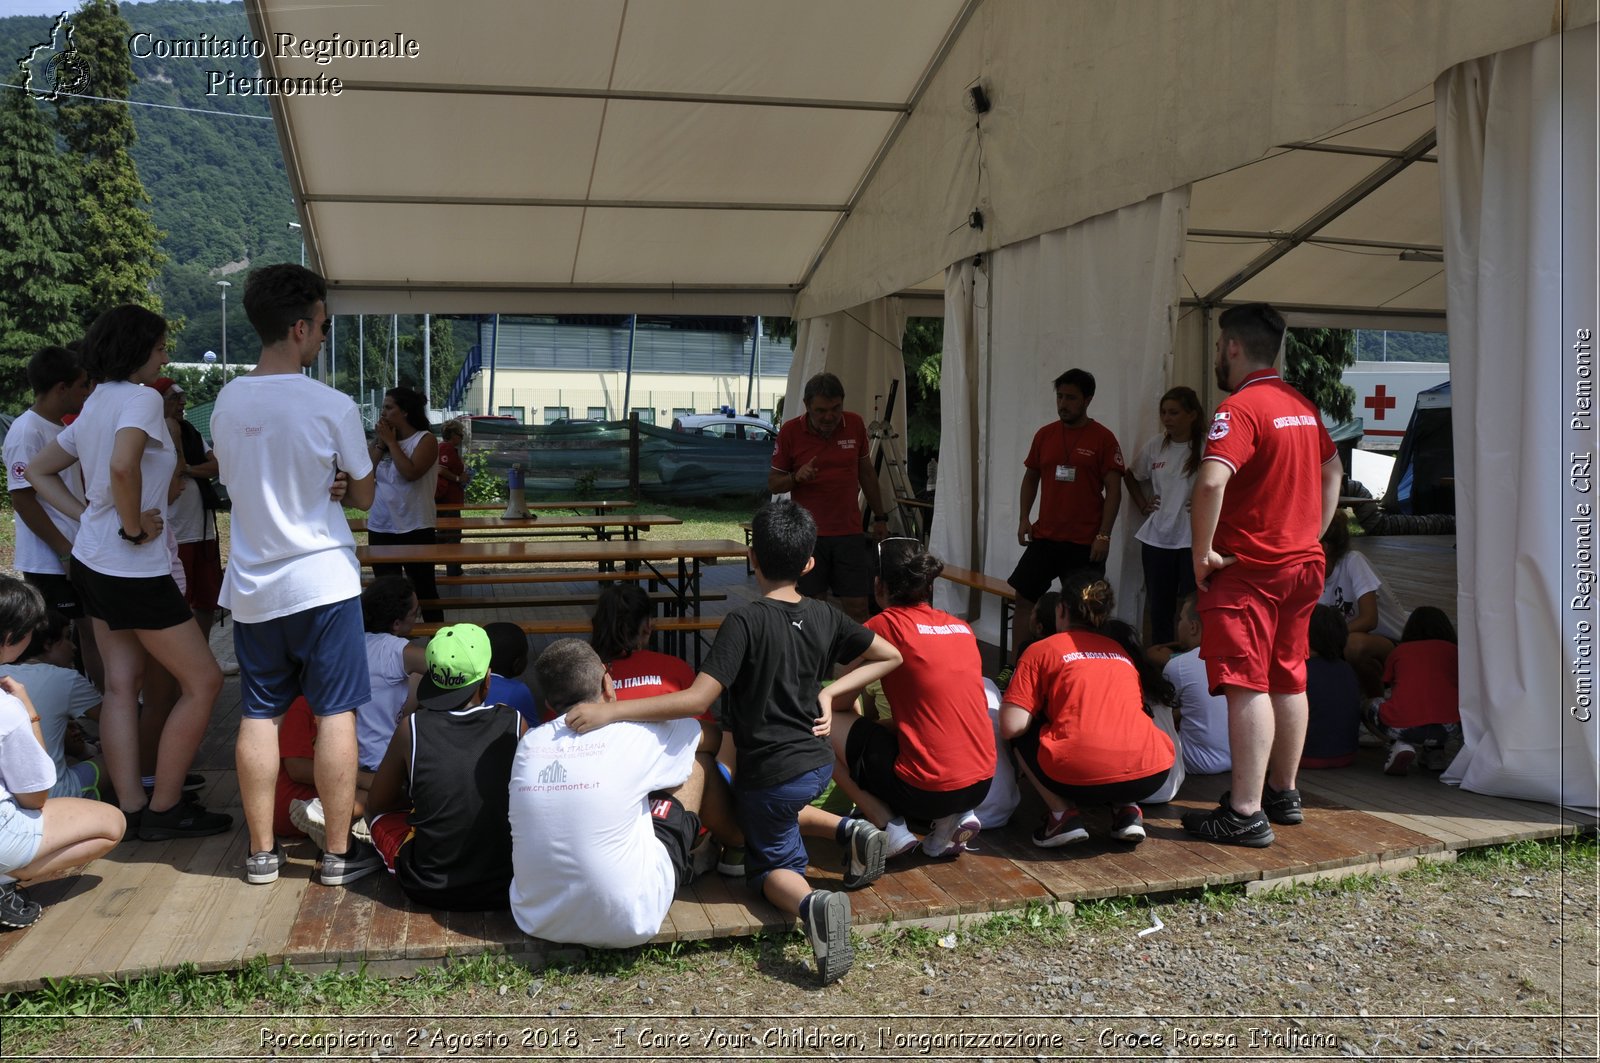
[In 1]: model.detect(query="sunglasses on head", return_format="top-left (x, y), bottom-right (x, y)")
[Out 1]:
top-left (875, 535), bottom-right (919, 562)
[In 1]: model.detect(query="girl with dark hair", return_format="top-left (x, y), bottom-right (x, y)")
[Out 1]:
top-left (1000, 572), bottom-right (1175, 847)
top-left (1301, 604), bottom-right (1362, 769)
top-left (1368, 606), bottom-right (1460, 775)
top-left (1318, 512), bottom-right (1400, 692)
top-left (368, 387), bottom-right (441, 621)
top-left (24, 307), bottom-right (229, 842)
top-left (589, 584), bottom-right (695, 708)
top-left (0, 577), bottom-right (124, 929)
top-left (1124, 386), bottom-right (1203, 644)
top-left (827, 538), bottom-right (995, 860)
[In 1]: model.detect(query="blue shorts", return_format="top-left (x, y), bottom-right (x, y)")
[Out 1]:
top-left (733, 761), bottom-right (832, 890)
top-left (0, 798), bottom-right (45, 874)
top-left (235, 597), bottom-right (368, 719)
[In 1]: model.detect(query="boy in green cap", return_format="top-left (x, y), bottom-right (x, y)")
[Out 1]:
top-left (365, 623), bottom-right (526, 910)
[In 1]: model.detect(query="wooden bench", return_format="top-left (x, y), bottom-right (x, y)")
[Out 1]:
top-left (419, 591), bottom-right (726, 615)
top-left (412, 615), bottom-right (725, 665)
top-left (938, 563), bottom-right (1018, 663)
top-left (365, 570), bottom-right (658, 588)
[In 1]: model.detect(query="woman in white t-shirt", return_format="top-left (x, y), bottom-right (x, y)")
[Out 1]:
top-left (367, 387), bottom-right (441, 622)
top-left (24, 306), bottom-right (228, 841)
top-left (1123, 386), bottom-right (1203, 644)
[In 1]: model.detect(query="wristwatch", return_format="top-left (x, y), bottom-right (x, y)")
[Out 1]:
top-left (118, 526), bottom-right (150, 545)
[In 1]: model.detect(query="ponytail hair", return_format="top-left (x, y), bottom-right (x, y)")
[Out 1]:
top-left (1160, 386), bottom-right (1204, 476)
top-left (590, 583), bottom-right (653, 663)
top-left (878, 538), bottom-right (943, 606)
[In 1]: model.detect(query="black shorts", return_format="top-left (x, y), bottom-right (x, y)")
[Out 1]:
top-left (1006, 538), bottom-right (1102, 602)
top-left (649, 791), bottom-right (703, 890)
top-left (798, 533), bottom-right (872, 600)
top-left (845, 717), bottom-right (992, 821)
top-left (22, 572), bottom-right (83, 619)
top-left (68, 558), bottom-right (193, 631)
top-left (1010, 721), bottom-right (1168, 806)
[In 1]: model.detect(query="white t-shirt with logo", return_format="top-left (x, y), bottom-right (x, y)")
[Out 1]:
top-left (57, 382), bottom-right (176, 578)
top-left (211, 375), bottom-right (374, 623)
top-left (1320, 552), bottom-right (1404, 640)
top-left (1130, 435), bottom-right (1197, 550)
top-left (509, 717), bottom-right (697, 948)
top-left (4, 410), bottom-right (84, 575)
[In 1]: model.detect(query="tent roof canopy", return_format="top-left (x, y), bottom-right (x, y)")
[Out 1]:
top-left (248, 0), bottom-right (1588, 322)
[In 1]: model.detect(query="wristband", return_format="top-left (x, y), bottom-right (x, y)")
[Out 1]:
top-left (1094, 534), bottom-right (1110, 542)
top-left (872, 514), bottom-right (888, 522)
top-left (118, 526), bottom-right (150, 545)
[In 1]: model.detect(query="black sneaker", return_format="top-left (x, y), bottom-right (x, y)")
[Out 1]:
top-left (1262, 785), bottom-right (1303, 825)
top-left (802, 890), bottom-right (852, 984)
top-left (1109, 804), bottom-right (1146, 842)
top-left (1181, 799), bottom-right (1275, 848)
top-left (0, 883), bottom-right (41, 929)
top-left (840, 818), bottom-right (887, 890)
top-left (139, 796), bottom-right (233, 840)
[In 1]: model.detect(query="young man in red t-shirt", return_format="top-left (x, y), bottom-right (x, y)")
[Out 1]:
top-left (1184, 303), bottom-right (1342, 847)
top-left (1006, 368), bottom-right (1125, 664)
top-left (769, 373), bottom-right (892, 622)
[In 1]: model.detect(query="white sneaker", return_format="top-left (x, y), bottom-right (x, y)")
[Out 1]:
top-left (921, 810), bottom-right (981, 858)
top-left (289, 797), bottom-right (328, 851)
top-left (884, 817), bottom-right (920, 859)
top-left (1384, 741), bottom-right (1417, 776)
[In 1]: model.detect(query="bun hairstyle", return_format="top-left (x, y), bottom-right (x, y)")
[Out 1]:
top-left (1061, 571), bottom-right (1115, 631)
top-left (878, 539), bottom-right (943, 606)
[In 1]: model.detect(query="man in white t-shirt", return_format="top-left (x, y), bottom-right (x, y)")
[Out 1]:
top-left (509, 640), bottom-right (718, 948)
top-left (211, 264), bottom-right (382, 889)
top-left (3, 346), bottom-right (98, 683)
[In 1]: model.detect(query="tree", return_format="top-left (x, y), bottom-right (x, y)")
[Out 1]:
top-left (0, 87), bottom-right (85, 410)
top-left (1285, 327), bottom-right (1357, 421)
top-left (55, 0), bottom-right (165, 320)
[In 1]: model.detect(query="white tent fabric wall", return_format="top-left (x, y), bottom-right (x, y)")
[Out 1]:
top-left (931, 258), bottom-right (984, 620)
top-left (783, 300), bottom-right (910, 534)
top-left (930, 189), bottom-right (1188, 645)
top-left (1437, 26), bottom-right (1600, 813)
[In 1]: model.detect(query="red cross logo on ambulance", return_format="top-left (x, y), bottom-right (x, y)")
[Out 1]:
top-left (1207, 411), bottom-right (1230, 442)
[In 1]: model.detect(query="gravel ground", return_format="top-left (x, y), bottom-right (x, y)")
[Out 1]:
top-left (9, 841), bottom-right (1595, 1060)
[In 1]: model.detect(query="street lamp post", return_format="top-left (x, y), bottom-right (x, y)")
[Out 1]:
top-left (216, 280), bottom-right (232, 378)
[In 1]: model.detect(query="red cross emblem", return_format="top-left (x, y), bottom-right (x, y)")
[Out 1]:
top-left (1363, 384), bottom-right (1397, 420)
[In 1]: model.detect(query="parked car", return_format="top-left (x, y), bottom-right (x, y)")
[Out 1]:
top-left (656, 412), bottom-right (777, 493)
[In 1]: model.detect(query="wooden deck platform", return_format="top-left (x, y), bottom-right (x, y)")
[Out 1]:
top-left (0, 530), bottom-right (1579, 993)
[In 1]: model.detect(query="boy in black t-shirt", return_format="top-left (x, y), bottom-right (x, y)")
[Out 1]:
top-left (564, 500), bottom-right (902, 984)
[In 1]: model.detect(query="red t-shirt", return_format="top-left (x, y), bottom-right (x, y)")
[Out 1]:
top-left (865, 602), bottom-right (996, 791)
top-left (274, 697), bottom-right (318, 835)
top-left (771, 411), bottom-right (869, 536)
top-left (1203, 370), bottom-right (1337, 567)
top-left (1379, 640), bottom-right (1460, 728)
top-left (1024, 419), bottom-right (1125, 544)
top-left (1003, 630), bottom-right (1174, 786)
top-left (607, 649), bottom-right (696, 700)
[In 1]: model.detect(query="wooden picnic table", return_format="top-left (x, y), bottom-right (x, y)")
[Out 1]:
top-left (436, 500), bottom-right (635, 516)
top-left (355, 537), bottom-right (746, 622)
top-left (349, 513), bottom-right (680, 541)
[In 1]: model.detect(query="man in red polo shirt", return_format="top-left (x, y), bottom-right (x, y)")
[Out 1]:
top-left (769, 373), bottom-right (891, 621)
top-left (1183, 303), bottom-right (1341, 847)
top-left (1006, 368), bottom-right (1124, 664)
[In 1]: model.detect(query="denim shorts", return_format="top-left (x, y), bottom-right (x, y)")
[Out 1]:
top-left (733, 761), bottom-right (832, 890)
top-left (235, 597), bottom-right (368, 719)
top-left (0, 798), bottom-right (45, 874)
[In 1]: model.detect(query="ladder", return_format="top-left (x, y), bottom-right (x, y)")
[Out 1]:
top-left (867, 381), bottom-right (920, 539)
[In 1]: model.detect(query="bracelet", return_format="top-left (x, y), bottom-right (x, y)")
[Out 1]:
top-left (1094, 534), bottom-right (1110, 541)
top-left (872, 514), bottom-right (888, 522)
top-left (118, 526), bottom-right (150, 545)
top-left (28, 715), bottom-right (41, 724)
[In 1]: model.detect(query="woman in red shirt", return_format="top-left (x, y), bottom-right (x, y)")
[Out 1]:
top-left (830, 539), bottom-right (996, 860)
top-left (1001, 572), bottom-right (1175, 847)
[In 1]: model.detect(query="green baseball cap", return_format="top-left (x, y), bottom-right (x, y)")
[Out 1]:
top-left (416, 623), bottom-right (492, 711)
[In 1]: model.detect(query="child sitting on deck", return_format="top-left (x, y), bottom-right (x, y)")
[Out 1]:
top-left (355, 576), bottom-right (429, 775)
top-left (0, 612), bottom-right (102, 799)
top-left (0, 577), bottom-right (123, 929)
top-left (1367, 606), bottom-right (1461, 776)
top-left (559, 499), bottom-right (903, 984)
top-left (1301, 605), bottom-right (1362, 769)
top-left (366, 624), bottom-right (525, 910)
top-left (484, 622), bottom-right (538, 726)
top-left (1154, 594), bottom-right (1231, 776)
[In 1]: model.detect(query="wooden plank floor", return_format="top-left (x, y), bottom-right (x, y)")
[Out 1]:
top-left (3, 537), bottom-right (1589, 993)
top-left (1350, 532), bottom-right (1456, 626)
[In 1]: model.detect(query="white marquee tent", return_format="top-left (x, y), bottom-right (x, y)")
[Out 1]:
top-left (247, 0), bottom-right (1598, 811)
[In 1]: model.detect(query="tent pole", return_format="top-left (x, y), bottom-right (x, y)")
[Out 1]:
top-left (623, 314), bottom-right (637, 416)
top-left (423, 313), bottom-right (432, 411)
top-left (488, 314), bottom-right (500, 417)
top-left (358, 316), bottom-right (364, 402)
top-left (392, 314), bottom-right (399, 388)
